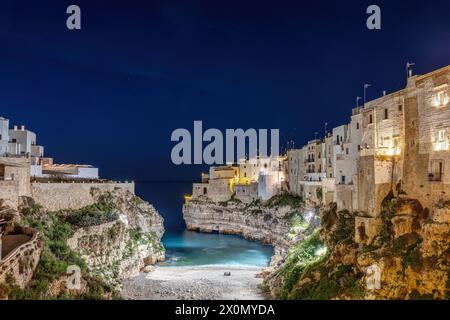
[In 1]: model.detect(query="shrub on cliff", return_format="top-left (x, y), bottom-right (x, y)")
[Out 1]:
top-left (17, 209), bottom-right (117, 299)
top-left (59, 194), bottom-right (119, 227)
top-left (275, 230), bottom-right (325, 299)
top-left (266, 193), bottom-right (303, 209)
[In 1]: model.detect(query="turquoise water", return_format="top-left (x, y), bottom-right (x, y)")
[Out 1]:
top-left (136, 181), bottom-right (274, 267)
top-left (161, 231), bottom-right (274, 267)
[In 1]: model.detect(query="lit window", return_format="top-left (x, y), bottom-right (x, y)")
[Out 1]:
top-left (432, 91), bottom-right (449, 107)
top-left (434, 129), bottom-right (449, 151)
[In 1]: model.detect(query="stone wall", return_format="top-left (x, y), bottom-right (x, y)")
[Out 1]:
top-left (0, 226), bottom-right (41, 288)
top-left (31, 182), bottom-right (135, 211)
top-left (402, 88), bottom-right (450, 210)
top-left (0, 180), bottom-right (20, 209)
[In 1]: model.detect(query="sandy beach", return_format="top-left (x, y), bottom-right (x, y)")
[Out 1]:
top-left (121, 265), bottom-right (267, 300)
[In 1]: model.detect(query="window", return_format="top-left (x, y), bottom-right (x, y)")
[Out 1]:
top-left (356, 123), bottom-right (360, 130)
top-left (384, 109), bottom-right (388, 120)
top-left (203, 187), bottom-right (207, 195)
top-left (434, 129), bottom-right (449, 151)
top-left (369, 114), bottom-right (373, 124)
top-left (433, 91), bottom-right (449, 107)
top-left (346, 148), bottom-right (349, 155)
top-left (429, 160), bottom-right (444, 181)
top-left (438, 129), bottom-right (446, 142)
top-left (341, 176), bottom-right (346, 184)
top-left (398, 105), bottom-right (403, 112)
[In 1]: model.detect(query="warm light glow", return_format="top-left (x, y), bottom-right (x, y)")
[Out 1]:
top-left (184, 194), bottom-right (193, 202)
top-left (433, 129), bottom-right (449, 151)
top-left (378, 146), bottom-right (401, 157)
top-left (306, 211), bottom-right (315, 222)
top-left (315, 246), bottom-right (327, 257)
top-left (432, 91), bottom-right (449, 107)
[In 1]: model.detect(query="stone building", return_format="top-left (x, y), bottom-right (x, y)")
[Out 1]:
top-left (234, 182), bottom-right (258, 203)
top-left (0, 118), bottom-right (9, 156)
top-left (401, 65), bottom-right (450, 209)
top-left (0, 157), bottom-right (31, 209)
top-left (355, 65), bottom-right (450, 245)
top-left (286, 149), bottom-right (305, 196)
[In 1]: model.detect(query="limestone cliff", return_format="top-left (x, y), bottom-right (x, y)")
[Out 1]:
top-left (183, 194), bottom-right (318, 266)
top-left (1, 188), bottom-right (165, 299)
top-left (65, 188), bottom-right (165, 287)
top-left (264, 198), bottom-right (450, 300)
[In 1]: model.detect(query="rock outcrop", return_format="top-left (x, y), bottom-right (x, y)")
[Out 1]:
top-left (1, 187), bottom-right (165, 299)
top-left (265, 198), bottom-right (450, 300)
top-left (65, 188), bottom-right (165, 287)
top-left (183, 194), bottom-right (318, 269)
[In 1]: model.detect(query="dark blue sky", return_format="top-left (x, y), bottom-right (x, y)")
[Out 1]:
top-left (1, 0), bottom-right (449, 181)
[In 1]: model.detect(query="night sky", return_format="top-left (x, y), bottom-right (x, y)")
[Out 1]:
top-left (1, 0), bottom-right (449, 182)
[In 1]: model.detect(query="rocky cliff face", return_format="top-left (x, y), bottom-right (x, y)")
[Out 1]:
top-left (265, 197), bottom-right (450, 300)
top-left (183, 195), bottom-right (317, 267)
top-left (65, 189), bottom-right (165, 287)
top-left (1, 188), bottom-right (165, 299)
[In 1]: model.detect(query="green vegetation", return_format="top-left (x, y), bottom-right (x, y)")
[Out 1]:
top-left (60, 193), bottom-right (118, 227)
top-left (329, 210), bottom-right (355, 246)
top-left (275, 230), bottom-right (326, 299)
top-left (288, 264), bottom-right (365, 300)
top-left (219, 193), bottom-right (242, 207)
top-left (286, 212), bottom-right (309, 239)
top-left (124, 230), bottom-right (164, 258)
top-left (1, 200), bottom-right (120, 299)
top-left (316, 187), bottom-right (323, 202)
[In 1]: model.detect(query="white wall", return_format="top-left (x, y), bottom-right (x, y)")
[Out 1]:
top-left (9, 128), bottom-right (36, 155)
top-left (0, 118), bottom-right (9, 155)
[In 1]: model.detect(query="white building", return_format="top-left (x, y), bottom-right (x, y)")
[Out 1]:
top-left (9, 125), bottom-right (38, 156)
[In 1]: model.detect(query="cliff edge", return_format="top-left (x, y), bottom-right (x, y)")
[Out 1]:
top-left (0, 187), bottom-right (165, 299)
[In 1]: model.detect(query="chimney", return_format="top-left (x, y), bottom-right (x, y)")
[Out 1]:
top-left (13, 125), bottom-right (17, 130)
top-left (21, 125), bottom-right (25, 131)
top-left (383, 90), bottom-right (387, 96)
top-left (409, 69), bottom-right (413, 78)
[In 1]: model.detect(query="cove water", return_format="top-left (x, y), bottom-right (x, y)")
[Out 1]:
top-left (135, 181), bottom-right (274, 267)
